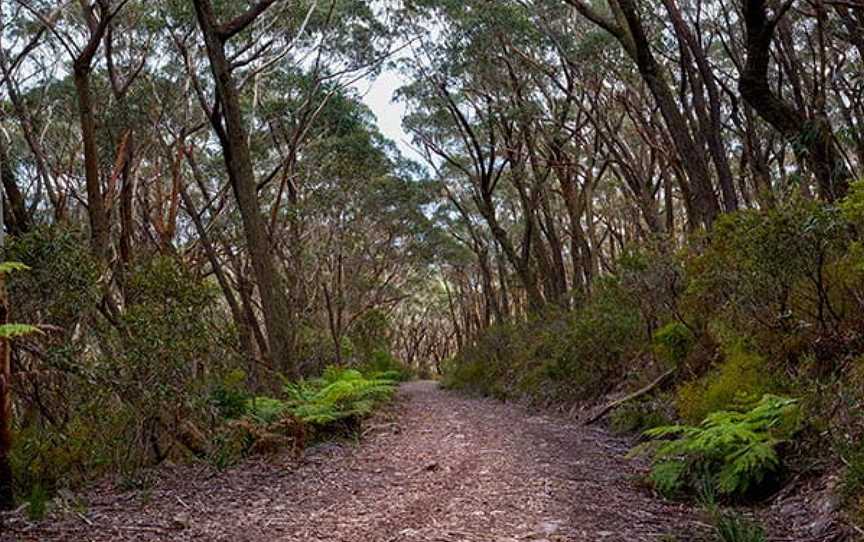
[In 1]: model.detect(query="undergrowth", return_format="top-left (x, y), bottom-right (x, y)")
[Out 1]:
top-left (637, 395), bottom-right (799, 498)
top-left (207, 365), bottom-right (400, 469)
top-left (283, 367), bottom-right (398, 426)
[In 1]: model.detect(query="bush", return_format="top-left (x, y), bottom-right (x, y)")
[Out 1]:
top-left (544, 278), bottom-right (645, 400)
top-left (5, 226), bottom-right (101, 331)
top-left (246, 397), bottom-right (289, 424)
top-left (684, 201), bottom-right (848, 354)
top-left (653, 322), bottom-right (695, 367)
top-left (211, 369), bottom-right (251, 419)
top-left (443, 278), bottom-right (644, 404)
top-left (8, 249), bottom-right (242, 499)
top-left (359, 349), bottom-right (414, 381)
top-left (610, 398), bottom-right (672, 434)
top-left (676, 336), bottom-right (774, 424)
top-left (840, 440), bottom-right (864, 506)
top-left (638, 395), bottom-right (799, 498)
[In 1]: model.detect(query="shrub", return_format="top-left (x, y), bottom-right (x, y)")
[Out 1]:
top-left (360, 349), bottom-right (414, 381)
top-left (617, 241), bottom-right (686, 330)
top-left (677, 337), bottom-right (774, 424)
top-left (441, 357), bottom-right (490, 393)
top-left (544, 278), bottom-right (644, 400)
top-left (684, 202), bottom-right (848, 351)
top-left (246, 397), bottom-right (289, 424)
top-left (840, 440), bottom-right (864, 505)
top-left (653, 322), bottom-right (695, 367)
top-left (610, 398), bottom-right (672, 434)
top-left (211, 369), bottom-right (251, 419)
top-left (638, 395), bottom-right (799, 498)
top-left (350, 309), bottom-right (393, 361)
top-left (442, 277), bottom-right (644, 404)
top-left (840, 178), bottom-right (864, 228)
top-left (5, 226), bottom-right (101, 331)
top-left (9, 251), bottom-right (241, 499)
top-left (283, 367), bottom-right (397, 426)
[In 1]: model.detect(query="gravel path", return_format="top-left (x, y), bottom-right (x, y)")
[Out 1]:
top-left (2, 381), bottom-right (712, 541)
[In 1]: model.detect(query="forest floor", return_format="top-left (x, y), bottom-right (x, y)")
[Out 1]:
top-left (0, 381), bottom-right (839, 541)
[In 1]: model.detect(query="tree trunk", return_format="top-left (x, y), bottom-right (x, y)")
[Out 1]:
top-left (739, 0), bottom-right (850, 201)
top-left (615, 0), bottom-right (720, 228)
top-left (0, 273), bottom-right (13, 510)
top-left (192, 0), bottom-right (296, 376)
top-left (73, 67), bottom-right (110, 260)
top-left (0, 136), bottom-right (32, 237)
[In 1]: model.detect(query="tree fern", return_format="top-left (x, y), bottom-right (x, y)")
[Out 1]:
top-left (637, 395), bottom-right (798, 497)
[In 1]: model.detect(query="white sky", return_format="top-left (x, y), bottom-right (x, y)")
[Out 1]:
top-left (354, 69), bottom-right (424, 163)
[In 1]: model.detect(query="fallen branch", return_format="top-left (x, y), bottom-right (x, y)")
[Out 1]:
top-left (583, 368), bottom-right (676, 426)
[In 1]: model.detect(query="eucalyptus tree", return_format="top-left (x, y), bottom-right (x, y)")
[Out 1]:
top-left (739, 0), bottom-right (853, 201)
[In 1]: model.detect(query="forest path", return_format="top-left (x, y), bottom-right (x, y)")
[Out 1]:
top-left (4, 381), bottom-right (710, 541)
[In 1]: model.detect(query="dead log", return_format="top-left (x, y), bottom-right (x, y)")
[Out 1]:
top-left (583, 368), bottom-right (676, 426)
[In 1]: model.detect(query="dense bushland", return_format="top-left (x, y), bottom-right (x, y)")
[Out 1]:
top-left (443, 191), bottom-right (864, 517)
top-left (2, 226), bottom-right (410, 514)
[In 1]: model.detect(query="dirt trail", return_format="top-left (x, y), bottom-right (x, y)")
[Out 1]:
top-left (4, 381), bottom-right (715, 541)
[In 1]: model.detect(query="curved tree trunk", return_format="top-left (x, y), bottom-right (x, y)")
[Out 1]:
top-left (739, 0), bottom-right (850, 201)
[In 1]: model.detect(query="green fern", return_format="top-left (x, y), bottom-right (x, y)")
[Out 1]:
top-left (0, 261), bottom-right (30, 275)
top-left (637, 395), bottom-right (798, 497)
top-left (245, 396), bottom-right (288, 424)
top-left (283, 367), bottom-right (397, 426)
top-left (0, 323), bottom-right (43, 339)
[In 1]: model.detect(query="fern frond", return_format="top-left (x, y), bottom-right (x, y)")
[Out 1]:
top-left (638, 394), bottom-right (798, 497)
top-left (0, 323), bottom-right (43, 339)
top-left (0, 261), bottom-right (30, 275)
top-left (281, 366), bottom-right (397, 427)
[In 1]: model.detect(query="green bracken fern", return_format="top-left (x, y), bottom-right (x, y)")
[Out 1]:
top-left (638, 395), bottom-right (799, 497)
top-left (0, 323), bottom-right (42, 339)
top-left (283, 367), bottom-right (397, 426)
top-left (0, 261), bottom-right (30, 274)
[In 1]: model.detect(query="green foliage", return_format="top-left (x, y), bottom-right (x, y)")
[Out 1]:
top-left (639, 395), bottom-right (799, 498)
top-left (0, 323), bottom-right (42, 339)
top-left (10, 398), bottom-right (139, 495)
top-left (840, 179), bottom-right (864, 228)
top-left (5, 227), bottom-right (101, 330)
top-left (676, 337), bottom-right (774, 424)
top-left (360, 349), bottom-right (414, 381)
top-left (9, 250), bottom-right (241, 499)
top-left (350, 310), bottom-right (393, 361)
top-left (443, 279), bottom-right (644, 403)
top-left (544, 279), bottom-right (644, 399)
top-left (0, 261), bottom-right (30, 274)
top-left (102, 255), bottom-right (230, 409)
top-left (714, 513), bottom-right (767, 542)
top-left (685, 201), bottom-right (847, 349)
top-left (610, 398), bottom-right (672, 434)
top-left (211, 369), bottom-right (250, 419)
top-left (653, 322), bottom-right (695, 367)
top-left (283, 367), bottom-right (397, 426)
top-left (245, 397), bottom-right (288, 424)
top-left (24, 484), bottom-right (49, 521)
top-left (840, 440), bottom-right (864, 505)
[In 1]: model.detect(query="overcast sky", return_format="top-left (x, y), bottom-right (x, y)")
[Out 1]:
top-left (353, 68), bottom-right (424, 163)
